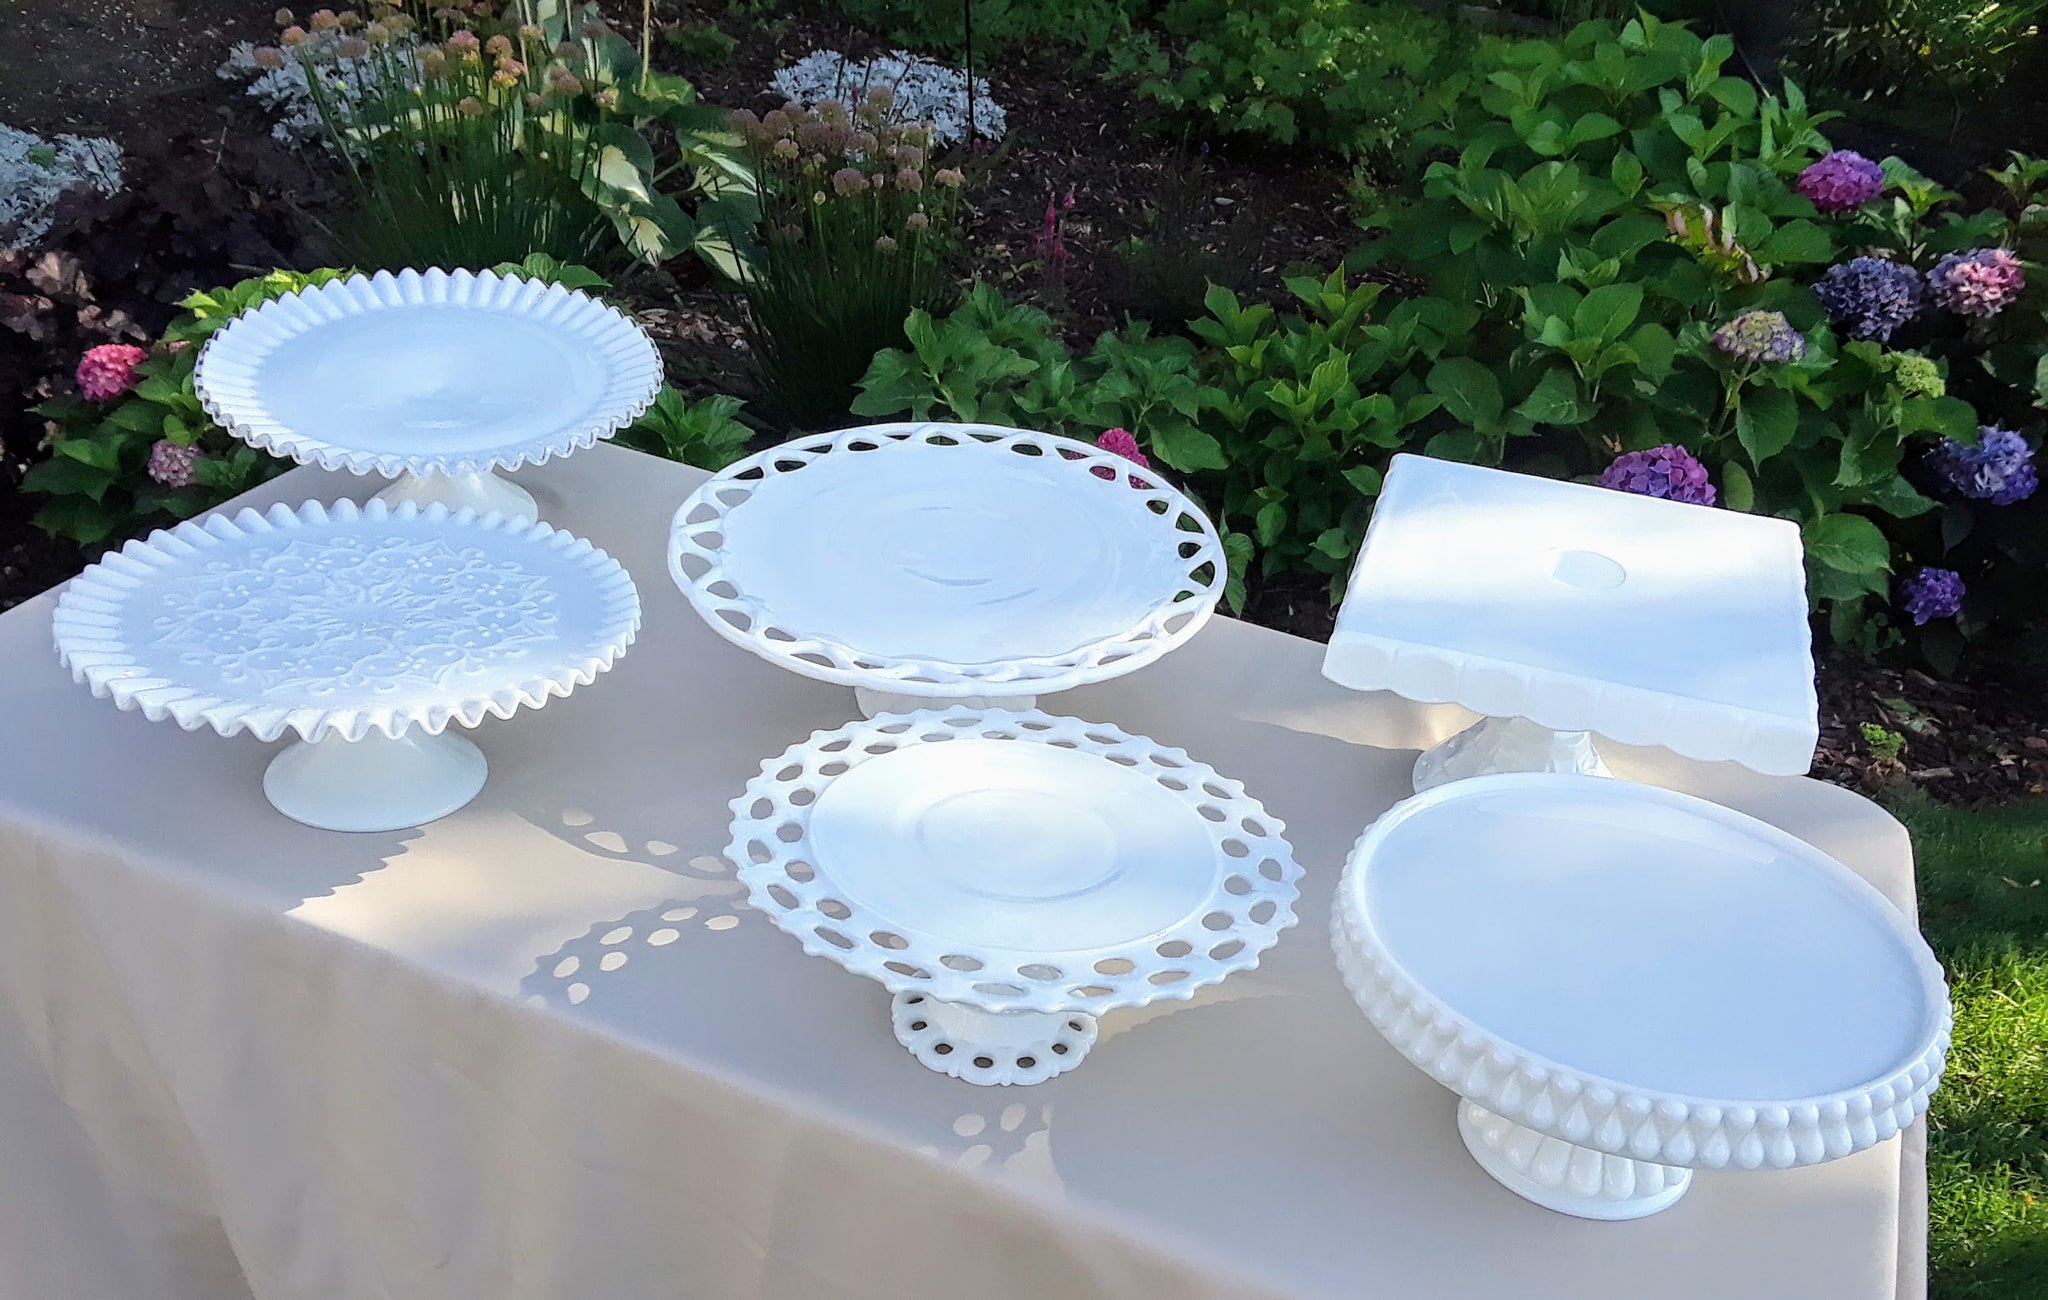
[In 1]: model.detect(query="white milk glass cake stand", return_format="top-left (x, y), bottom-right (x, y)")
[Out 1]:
top-left (1331, 773), bottom-right (1951, 1221)
top-left (194, 268), bottom-right (662, 523)
top-left (728, 709), bottom-right (1302, 1085)
top-left (1323, 454), bottom-right (1819, 791)
top-left (670, 424), bottom-right (1226, 718)
top-left (51, 499), bottom-right (641, 832)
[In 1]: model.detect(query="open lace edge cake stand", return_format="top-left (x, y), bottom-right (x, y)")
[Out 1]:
top-left (727, 708), bottom-right (1302, 1085)
top-left (194, 268), bottom-right (662, 522)
top-left (671, 423), bottom-right (1227, 716)
top-left (1330, 774), bottom-right (1951, 1221)
top-left (52, 498), bottom-right (641, 832)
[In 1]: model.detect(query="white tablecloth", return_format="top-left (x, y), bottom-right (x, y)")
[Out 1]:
top-left (0, 446), bottom-right (1925, 1298)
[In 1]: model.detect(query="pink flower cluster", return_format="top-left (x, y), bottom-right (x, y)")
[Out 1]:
top-left (147, 440), bottom-right (201, 489)
top-left (75, 344), bottom-right (148, 402)
top-left (1927, 248), bottom-right (2026, 319)
top-left (1795, 150), bottom-right (1885, 214)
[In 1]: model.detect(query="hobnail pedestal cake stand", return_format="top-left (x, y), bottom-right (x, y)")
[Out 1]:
top-left (194, 268), bottom-right (662, 523)
top-left (727, 708), bottom-right (1301, 1084)
top-left (1331, 773), bottom-right (1951, 1220)
top-left (670, 423), bottom-right (1226, 718)
top-left (1322, 454), bottom-right (1819, 791)
top-left (52, 499), bottom-right (641, 832)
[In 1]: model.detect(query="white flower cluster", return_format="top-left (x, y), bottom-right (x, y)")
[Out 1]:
top-left (0, 123), bottom-right (123, 249)
top-left (219, 36), bottom-right (408, 147)
top-left (769, 49), bottom-right (1005, 146)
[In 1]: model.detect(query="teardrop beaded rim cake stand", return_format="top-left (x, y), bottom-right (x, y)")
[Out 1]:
top-left (51, 499), bottom-right (641, 832)
top-left (1331, 773), bottom-right (1951, 1221)
top-left (728, 708), bottom-right (1302, 1085)
top-left (671, 424), bottom-right (1227, 718)
top-left (194, 268), bottom-right (662, 523)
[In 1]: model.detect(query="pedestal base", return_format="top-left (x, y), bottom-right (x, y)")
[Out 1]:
top-left (375, 468), bottom-right (538, 524)
top-left (263, 728), bottom-right (488, 832)
top-left (891, 991), bottom-right (1097, 1086)
top-left (854, 688), bottom-right (1038, 719)
top-left (1457, 1100), bottom-right (1691, 1220)
top-left (1412, 715), bottom-right (1611, 792)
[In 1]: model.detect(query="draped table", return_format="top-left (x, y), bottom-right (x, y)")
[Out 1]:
top-left (0, 444), bottom-right (1926, 1300)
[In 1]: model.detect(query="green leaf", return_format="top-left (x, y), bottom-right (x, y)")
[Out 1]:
top-left (1148, 423), bottom-right (1227, 472)
top-left (1254, 500), bottom-right (1288, 547)
top-left (1425, 357), bottom-right (1503, 430)
top-left (21, 454), bottom-right (118, 502)
top-left (1514, 367), bottom-right (1589, 425)
top-left (1754, 219), bottom-right (1835, 265)
top-left (1721, 459), bottom-right (1755, 512)
top-left (1734, 388), bottom-right (1798, 466)
top-left (1572, 283), bottom-right (1642, 344)
top-left (1341, 465), bottom-right (1384, 498)
top-left (1221, 530), bottom-right (1253, 615)
top-left (1802, 512), bottom-right (1891, 576)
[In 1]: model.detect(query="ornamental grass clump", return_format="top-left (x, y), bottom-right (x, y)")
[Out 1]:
top-left (270, 2), bottom-right (749, 273)
top-left (727, 94), bottom-right (965, 429)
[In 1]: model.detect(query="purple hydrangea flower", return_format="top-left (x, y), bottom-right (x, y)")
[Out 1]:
top-left (1899, 566), bottom-right (1965, 625)
top-left (1797, 150), bottom-right (1886, 213)
top-left (1712, 310), bottom-right (1807, 364)
top-left (1928, 426), bottom-right (2039, 506)
top-left (1812, 257), bottom-right (1923, 342)
top-left (1927, 247), bottom-right (2026, 319)
top-left (146, 440), bottom-right (200, 488)
top-left (1597, 444), bottom-right (1717, 506)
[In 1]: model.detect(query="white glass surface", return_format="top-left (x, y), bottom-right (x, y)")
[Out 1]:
top-left (807, 738), bottom-right (1216, 952)
top-left (258, 309), bottom-right (607, 457)
top-left (1359, 778), bottom-right (1936, 1100)
top-left (1323, 454), bottom-right (1819, 773)
top-left (716, 445), bottom-right (1191, 664)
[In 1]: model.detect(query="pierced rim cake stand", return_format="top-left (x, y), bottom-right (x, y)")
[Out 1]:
top-left (1331, 773), bottom-right (1951, 1220)
top-left (728, 709), bottom-right (1302, 1084)
top-left (194, 268), bottom-right (662, 523)
top-left (671, 424), bottom-right (1227, 717)
top-left (52, 499), bottom-right (641, 832)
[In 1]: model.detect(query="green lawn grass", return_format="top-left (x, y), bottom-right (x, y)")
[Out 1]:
top-left (1886, 791), bottom-right (2048, 1297)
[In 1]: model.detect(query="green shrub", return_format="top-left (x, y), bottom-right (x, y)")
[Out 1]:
top-left (832, 0), bottom-right (1144, 57)
top-left (725, 97), bottom-right (967, 431)
top-left (23, 270), bottom-right (347, 548)
top-left (289, 2), bottom-right (753, 274)
top-left (1112, 0), bottom-right (1458, 160)
top-left (1788, 0), bottom-right (2047, 106)
top-left (615, 388), bottom-right (755, 468)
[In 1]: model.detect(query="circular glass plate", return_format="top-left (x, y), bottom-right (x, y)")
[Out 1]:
top-left (52, 499), bottom-right (642, 743)
top-left (671, 424), bottom-right (1226, 696)
top-left (1333, 772), bottom-right (1951, 1172)
top-left (194, 268), bottom-right (662, 478)
top-left (729, 709), bottom-right (1301, 1015)
top-left (808, 739), bottom-right (1218, 951)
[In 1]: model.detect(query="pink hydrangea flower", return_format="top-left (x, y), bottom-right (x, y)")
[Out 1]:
top-left (1927, 248), bottom-right (2026, 319)
top-left (75, 344), bottom-right (149, 402)
top-left (147, 440), bottom-right (201, 489)
top-left (1091, 427), bottom-right (1150, 483)
top-left (1796, 150), bottom-right (1885, 214)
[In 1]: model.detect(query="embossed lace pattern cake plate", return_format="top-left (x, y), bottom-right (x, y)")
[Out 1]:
top-left (671, 424), bottom-right (1226, 711)
top-left (194, 268), bottom-right (662, 520)
top-left (53, 498), bottom-right (642, 831)
top-left (728, 708), bottom-right (1301, 1084)
top-left (1330, 773), bottom-right (1952, 1221)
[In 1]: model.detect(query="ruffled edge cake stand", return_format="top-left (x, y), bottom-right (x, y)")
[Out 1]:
top-left (1331, 773), bottom-right (1951, 1220)
top-left (194, 268), bottom-right (662, 523)
top-left (52, 499), bottom-right (641, 831)
top-left (671, 423), bottom-right (1226, 717)
top-left (728, 708), bottom-right (1302, 1084)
